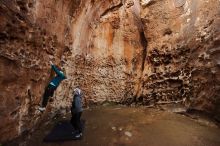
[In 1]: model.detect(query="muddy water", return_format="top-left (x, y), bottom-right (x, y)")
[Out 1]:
top-left (18, 106), bottom-right (220, 146)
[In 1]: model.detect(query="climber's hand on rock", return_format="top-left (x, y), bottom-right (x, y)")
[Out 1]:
top-left (49, 61), bottom-right (53, 65)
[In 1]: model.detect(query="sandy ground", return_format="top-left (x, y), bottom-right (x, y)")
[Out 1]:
top-left (6, 105), bottom-right (220, 146)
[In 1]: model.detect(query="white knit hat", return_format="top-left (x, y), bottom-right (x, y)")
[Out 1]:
top-left (73, 87), bottom-right (81, 96)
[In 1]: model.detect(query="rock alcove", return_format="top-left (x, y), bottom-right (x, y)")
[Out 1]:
top-left (0, 0), bottom-right (220, 143)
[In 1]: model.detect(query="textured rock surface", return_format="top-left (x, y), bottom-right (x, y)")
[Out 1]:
top-left (0, 0), bottom-right (220, 143)
top-left (0, 0), bottom-right (74, 142)
top-left (137, 0), bottom-right (220, 116)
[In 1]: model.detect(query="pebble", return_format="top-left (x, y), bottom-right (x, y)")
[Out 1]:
top-left (124, 131), bottom-right (132, 137)
top-left (111, 126), bottom-right (116, 131)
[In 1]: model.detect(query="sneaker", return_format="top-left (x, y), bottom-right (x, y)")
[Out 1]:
top-left (75, 132), bottom-right (82, 138)
top-left (38, 107), bottom-right (46, 112)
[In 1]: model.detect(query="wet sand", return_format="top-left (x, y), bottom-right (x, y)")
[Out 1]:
top-left (9, 106), bottom-right (220, 146)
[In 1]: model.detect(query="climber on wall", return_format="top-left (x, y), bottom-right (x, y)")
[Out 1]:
top-left (71, 87), bottom-right (83, 138)
top-left (38, 61), bottom-right (67, 112)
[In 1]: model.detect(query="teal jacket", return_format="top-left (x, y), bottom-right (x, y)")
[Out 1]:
top-left (49, 65), bottom-right (66, 88)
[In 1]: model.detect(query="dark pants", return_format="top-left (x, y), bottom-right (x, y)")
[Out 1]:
top-left (71, 112), bottom-right (82, 133)
top-left (42, 84), bottom-right (56, 107)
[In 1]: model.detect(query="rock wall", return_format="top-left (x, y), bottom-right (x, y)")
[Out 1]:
top-left (0, 0), bottom-right (219, 143)
top-left (55, 0), bottom-right (145, 107)
top-left (0, 0), bottom-right (74, 142)
top-left (137, 0), bottom-right (220, 118)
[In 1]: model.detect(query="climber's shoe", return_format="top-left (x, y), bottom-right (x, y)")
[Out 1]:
top-left (38, 107), bottom-right (46, 112)
top-left (74, 132), bottom-right (82, 139)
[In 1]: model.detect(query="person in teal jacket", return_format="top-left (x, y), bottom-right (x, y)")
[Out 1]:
top-left (39, 61), bottom-right (66, 111)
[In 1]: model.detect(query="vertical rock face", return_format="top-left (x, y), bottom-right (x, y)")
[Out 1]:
top-left (0, 0), bottom-right (74, 142)
top-left (138, 0), bottom-right (220, 116)
top-left (0, 0), bottom-right (144, 142)
top-left (0, 0), bottom-right (219, 143)
top-left (56, 0), bottom-right (145, 106)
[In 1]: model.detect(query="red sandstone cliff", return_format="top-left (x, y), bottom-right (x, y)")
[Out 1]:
top-left (0, 0), bottom-right (219, 143)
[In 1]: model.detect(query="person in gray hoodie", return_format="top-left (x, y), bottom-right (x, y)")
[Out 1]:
top-left (71, 87), bottom-right (83, 138)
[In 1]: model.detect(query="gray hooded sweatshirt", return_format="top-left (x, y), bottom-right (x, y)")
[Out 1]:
top-left (71, 88), bottom-right (83, 113)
